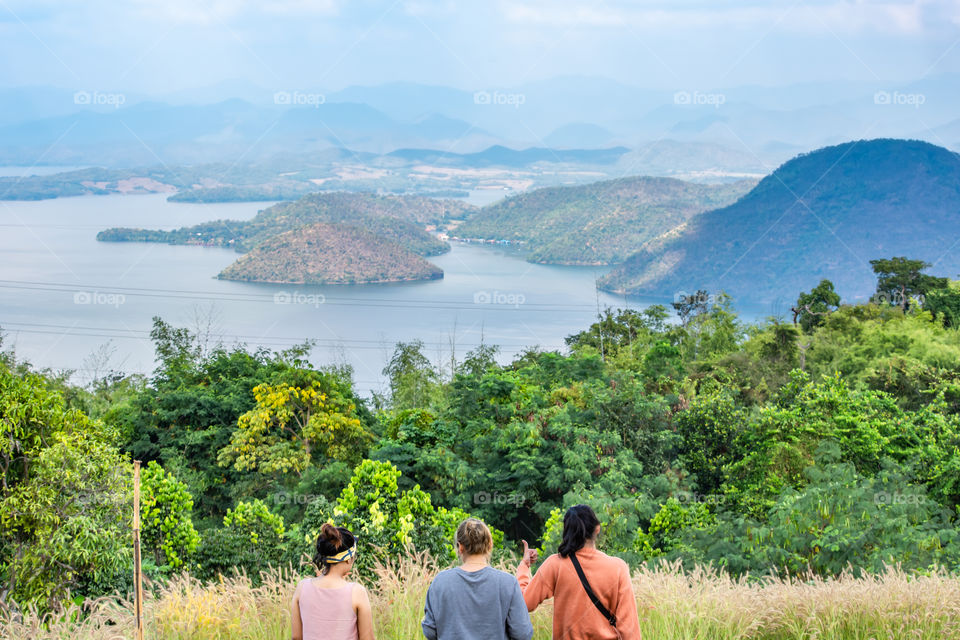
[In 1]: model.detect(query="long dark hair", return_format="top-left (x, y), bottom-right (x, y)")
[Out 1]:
top-left (313, 523), bottom-right (356, 574)
top-left (557, 504), bottom-right (600, 557)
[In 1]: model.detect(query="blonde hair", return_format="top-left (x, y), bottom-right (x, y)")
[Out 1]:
top-left (456, 518), bottom-right (493, 557)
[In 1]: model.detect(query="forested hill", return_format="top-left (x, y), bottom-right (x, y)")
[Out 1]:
top-left (217, 222), bottom-right (443, 284)
top-left (97, 191), bottom-right (473, 255)
top-left (600, 139), bottom-right (960, 302)
top-left (454, 176), bottom-right (755, 265)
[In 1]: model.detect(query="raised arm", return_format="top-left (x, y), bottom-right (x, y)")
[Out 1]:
top-left (290, 581), bottom-right (304, 640)
top-left (516, 551), bottom-right (556, 613)
top-left (353, 583), bottom-right (376, 640)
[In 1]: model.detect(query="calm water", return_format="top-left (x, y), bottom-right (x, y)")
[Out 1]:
top-left (0, 193), bottom-right (655, 396)
top-left (0, 165), bottom-right (88, 177)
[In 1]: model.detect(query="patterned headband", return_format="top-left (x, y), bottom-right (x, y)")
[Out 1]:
top-left (324, 544), bottom-right (357, 564)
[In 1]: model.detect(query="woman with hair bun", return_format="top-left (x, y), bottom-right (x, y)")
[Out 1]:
top-left (291, 523), bottom-right (375, 640)
top-left (422, 518), bottom-right (532, 640)
top-left (516, 505), bottom-right (641, 640)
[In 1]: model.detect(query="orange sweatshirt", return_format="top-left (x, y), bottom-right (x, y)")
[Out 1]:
top-left (516, 549), bottom-right (641, 640)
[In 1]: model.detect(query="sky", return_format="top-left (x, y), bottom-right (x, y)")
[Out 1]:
top-left (0, 0), bottom-right (959, 95)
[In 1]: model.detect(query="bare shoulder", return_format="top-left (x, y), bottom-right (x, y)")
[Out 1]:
top-left (292, 579), bottom-right (306, 600)
top-left (351, 582), bottom-right (370, 602)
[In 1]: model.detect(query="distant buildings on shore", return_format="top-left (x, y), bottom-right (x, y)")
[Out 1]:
top-left (437, 232), bottom-right (526, 246)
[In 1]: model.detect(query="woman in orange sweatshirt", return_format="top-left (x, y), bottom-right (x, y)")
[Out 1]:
top-left (516, 505), bottom-right (641, 640)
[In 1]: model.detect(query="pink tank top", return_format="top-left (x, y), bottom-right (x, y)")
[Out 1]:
top-left (298, 579), bottom-right (358, 640)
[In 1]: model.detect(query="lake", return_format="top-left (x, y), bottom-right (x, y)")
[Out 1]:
top-left (0, 192), bottom-right (668, 397)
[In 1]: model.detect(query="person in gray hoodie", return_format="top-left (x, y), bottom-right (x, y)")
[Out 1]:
top-left (422, 518), bottom-right (533, 640)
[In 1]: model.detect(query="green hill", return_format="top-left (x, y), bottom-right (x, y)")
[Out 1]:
top-left (600, 139), bottom-right (960, 303)
top-left (454, 176), bottom-right (755, 265)
top-left (97, 191), bottom-right (473, 255)
top-left (217, 222), bottom-right (443, 285)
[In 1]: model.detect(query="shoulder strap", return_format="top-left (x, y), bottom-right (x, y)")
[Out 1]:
top-left (569, 551), bottom-right (617, 627)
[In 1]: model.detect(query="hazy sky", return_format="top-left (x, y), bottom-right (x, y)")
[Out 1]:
top-left (1, 0), bottom-right (959, 94)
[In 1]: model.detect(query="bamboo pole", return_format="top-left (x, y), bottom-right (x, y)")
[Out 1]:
top-left (133, 460), bottom-right (145, 640)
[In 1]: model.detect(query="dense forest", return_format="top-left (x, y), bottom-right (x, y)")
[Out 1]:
top-left (5, 257), bottom-right (960, 614)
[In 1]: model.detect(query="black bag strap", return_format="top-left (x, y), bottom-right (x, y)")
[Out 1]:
top-left (569, 551), bottom-right (617, 627)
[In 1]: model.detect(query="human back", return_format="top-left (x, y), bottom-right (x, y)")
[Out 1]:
top-left (422, 518), bottom-right (533, 640)
top-left (297, 579), bottom-right (358, 640)
top-left (292, 523), bottom-right (375, 640)
top-left (516, 505), bottom-right (641, 640)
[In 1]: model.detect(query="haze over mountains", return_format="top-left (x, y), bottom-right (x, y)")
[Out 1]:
top-left (4, 74), bottom-right (960, 168)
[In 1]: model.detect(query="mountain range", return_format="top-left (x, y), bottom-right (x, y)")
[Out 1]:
top-left (3, 74), bottom-right (960, 167)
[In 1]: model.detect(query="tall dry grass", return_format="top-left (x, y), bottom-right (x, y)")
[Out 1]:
top-left (3, 558), bottom-right (960, 639)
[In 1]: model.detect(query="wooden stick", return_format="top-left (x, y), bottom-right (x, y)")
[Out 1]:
top-left (133, 460), bottom-right (144, 640)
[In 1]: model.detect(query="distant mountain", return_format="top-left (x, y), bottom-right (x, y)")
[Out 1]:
top-left (611, 139), bottom-right (776, 180)
top-left (600, 139), bottom-right (960, 303)
top-left (455, 176), bottom-right (755, 265)
top-left (385, 145), bottom-right (630, 168)
top-left (98, 191), bottom-right (469, 255)
top-left (218, 222), bottom-right (443, 285)
top-left (543, 123), bottom-right (616, 148)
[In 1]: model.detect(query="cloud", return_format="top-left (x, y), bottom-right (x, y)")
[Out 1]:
top-left (498, 0), bottom-right (941, 35)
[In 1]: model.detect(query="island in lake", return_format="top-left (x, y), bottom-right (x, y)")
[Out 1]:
top-left (98, 191), bottom-right (474, 285)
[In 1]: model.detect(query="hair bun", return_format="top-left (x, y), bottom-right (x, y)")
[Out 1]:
top-left (321, 522), bottom-right (343, 546)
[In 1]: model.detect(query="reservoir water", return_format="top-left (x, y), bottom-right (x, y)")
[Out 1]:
top-left (0, 192), bottom-right (650, 397)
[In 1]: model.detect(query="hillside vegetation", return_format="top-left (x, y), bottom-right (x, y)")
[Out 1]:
top-left (601, 139), bottom-right (960, 302)
top-left (455, 176), bottom-right (755, 264)
top-left (217, 222), bottom-right (443, 284)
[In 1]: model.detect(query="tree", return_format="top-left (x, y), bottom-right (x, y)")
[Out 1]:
top-left (382, 341), bottom-right (441, 410)
top-left (924, 283), bottom-right (960, 328)
top-left (870, 257), bottom-right (947, 311)
top-left (218, 378), bottom-right (371, 476)
top-left (565, 307), bottom-right (669, 356)
top-left (0, 362), bottom-right (130, 609)
top-left (140, 461), bottom-right (200, 570)
top-left (196, 499), bottom-right (287, 581)
top-left (1, 430), bottom-right (130, 609)
top-left (672, 291), bottom-right (711, 328)
top-left (793, 279), bottom-right (841, 331)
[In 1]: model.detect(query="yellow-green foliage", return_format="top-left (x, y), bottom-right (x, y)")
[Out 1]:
top-left (7, 558), bottom-right (960, 640)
